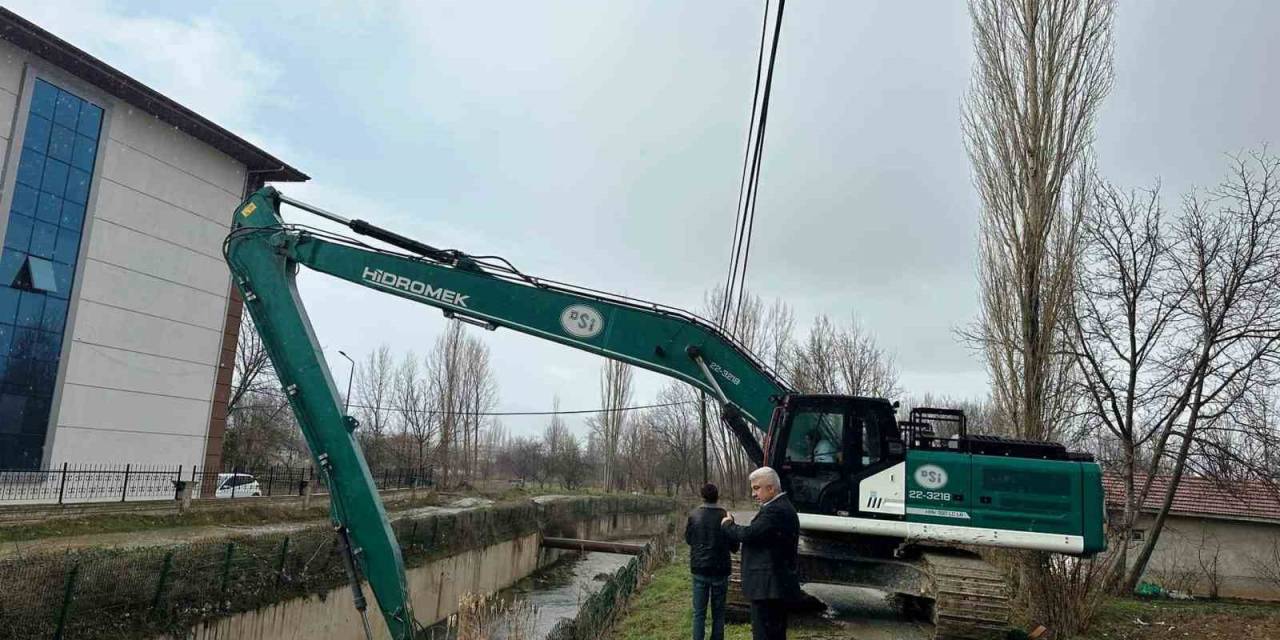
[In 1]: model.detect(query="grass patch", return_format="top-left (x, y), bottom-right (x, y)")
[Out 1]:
top-left (0, 504), bottom-right (330, 543)
top-left (609, 548), bottom-right (848, 640)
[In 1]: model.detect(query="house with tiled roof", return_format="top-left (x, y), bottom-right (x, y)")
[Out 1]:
top-left (1104, 473), bottom-right (1280, 600)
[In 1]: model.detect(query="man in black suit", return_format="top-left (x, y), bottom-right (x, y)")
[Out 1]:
top-left (721, 467), bottom-right (801, 640)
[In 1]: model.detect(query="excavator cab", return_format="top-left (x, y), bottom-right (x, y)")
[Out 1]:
top-left (765, 394), bottom-right (905, 517)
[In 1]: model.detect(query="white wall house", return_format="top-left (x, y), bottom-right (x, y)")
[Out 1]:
top-left (0, 8), bottom-right (306, 475)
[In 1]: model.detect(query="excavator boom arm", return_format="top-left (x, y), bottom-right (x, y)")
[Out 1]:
top-left (224, 187), bottom-right (790, 638)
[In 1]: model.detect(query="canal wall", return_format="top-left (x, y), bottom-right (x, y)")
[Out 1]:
top-left (172, 503), bottom-right (672, 640)
top-left (0, 494), bottom-right (675, 640)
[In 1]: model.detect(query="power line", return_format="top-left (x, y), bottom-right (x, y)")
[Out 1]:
top-left (233, 390), bottom-right (696, 417)
top-left (720, 0), bottom-right (786, 335)
top-left (721, 1), bottom-right (772, 329)
top-left (733, 0), bottom-right (785, 331)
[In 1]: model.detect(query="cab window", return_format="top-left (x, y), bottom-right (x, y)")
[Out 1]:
top-left (785, 409), bottom-right (844, 464)
top-left (856, 412), bottom-right (880, 466)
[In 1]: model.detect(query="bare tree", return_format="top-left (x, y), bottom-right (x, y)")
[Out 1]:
top-left (963, 0), bottom-right (1115, 632)
top-left (394, 350), bottom-right (437, 471)
top-left (223, 315), bottom-right (296, 467)
top-left (222, 389), bottom-right (300, 469)
top-left (478, 420), bottom-right (508, 480)
top-left (1071, 178), bottom-right (1180, 580)
top-left (354, 344), bottom-right (395, 468)
top-left (1072, 153), bottom-right (1280, 593)
top-left (901, 393), bottom-right (998, 436)
top-left (789, 315), bottom-right (901, 399)
top-left (496, 436), bottom-right (544, 485)
top-left (1121, 151), bottom-right (1280, 590)
top-left (593, 359), bottom-right (633, 491)
top-left (543, 397), bottom-right (581, 488)
top-left (424, 321), bottom-right (499, 487)
top-left (649, 382), bottom-right (703, 494)
top-left (963, 0), bottom-right (1115, 442)
top-left (458, 336), bottom-right (498, 483)
top-left (228, 314), bottom-right (275, 416)
top-left (761, 299), bottom-right (796, 375)
top-left (620, 416), bottom-right (661, 493)
top-left (427, 321), bottom-right (467, 487)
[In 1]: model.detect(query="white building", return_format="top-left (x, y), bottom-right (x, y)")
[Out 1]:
top-left (0, 8), bottom-right (306, 474)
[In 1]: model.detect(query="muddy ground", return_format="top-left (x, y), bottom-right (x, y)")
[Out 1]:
top-left (1081, 598), bottom-right (1280, 639)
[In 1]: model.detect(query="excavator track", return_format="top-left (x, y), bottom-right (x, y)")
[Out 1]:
top-left (921, 552), bottom-right (1011, 639)
top-left (726, 538), bottom-right (1011, 639)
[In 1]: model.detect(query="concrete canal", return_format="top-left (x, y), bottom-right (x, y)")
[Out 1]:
top-left (0, 494), bottom-right (675, 640)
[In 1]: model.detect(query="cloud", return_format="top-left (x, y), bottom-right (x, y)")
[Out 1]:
top-left (4, 1), bottom-right (282, 132)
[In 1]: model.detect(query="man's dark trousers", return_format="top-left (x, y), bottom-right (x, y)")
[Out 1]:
top-left (721, 494), bottom-right (801, 640)
top-left (749, 599), bottom-right (788, 640)
top-left (691, 573), bottom-right (728, 640)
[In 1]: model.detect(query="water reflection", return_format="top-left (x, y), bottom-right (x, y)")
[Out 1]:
top-left (424, 549), bottom-right (634, 640)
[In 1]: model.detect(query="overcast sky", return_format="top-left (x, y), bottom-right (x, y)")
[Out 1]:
top-left (11, 1), bottom-right (1279, 438)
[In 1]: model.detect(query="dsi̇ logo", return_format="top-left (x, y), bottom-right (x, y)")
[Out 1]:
top-left (560, 305), bottom-right (603, 338)
top-left (913, 464), bottom-right (948, 490)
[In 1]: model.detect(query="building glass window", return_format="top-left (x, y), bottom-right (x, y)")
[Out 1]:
top-left (0, 78), bottom-right (101, 469)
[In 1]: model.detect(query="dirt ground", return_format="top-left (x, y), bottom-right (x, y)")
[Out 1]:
top-left (1080, 598), bottom-right (1280, 639)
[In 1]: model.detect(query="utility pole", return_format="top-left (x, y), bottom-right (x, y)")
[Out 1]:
top-left (338, 350), bottom-right (355, 415)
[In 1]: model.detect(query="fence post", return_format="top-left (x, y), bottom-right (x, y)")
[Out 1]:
top-left (120, 463), bottom-right (131, 502)
top-left (275, 536), bottom-right (290, 586)
top-left (220, 542), bottom-right (236, 594)
top-left (57, 462), bottom-right (68, 505)
top-left (267, 466), bottom-right (274, 497)
top-left (302, 476), bottom-right (314, 509)
top-left (52, 562), bottom-right (80, 640)
top-left (151, 551), bottom-right (174, 609)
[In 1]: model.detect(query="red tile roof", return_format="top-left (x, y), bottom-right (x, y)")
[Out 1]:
top-left (1102, 473), bottom-right (1280, 523)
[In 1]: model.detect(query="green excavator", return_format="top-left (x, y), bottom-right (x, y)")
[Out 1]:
top-left (225, 187), bottom-right (1105, 639)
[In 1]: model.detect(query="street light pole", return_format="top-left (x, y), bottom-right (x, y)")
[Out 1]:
top-left (338, 350), bottom-right (355, 415)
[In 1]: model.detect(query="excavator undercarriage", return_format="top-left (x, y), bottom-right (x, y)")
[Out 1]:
top-left (729, 535), bottom-right (1011, 639)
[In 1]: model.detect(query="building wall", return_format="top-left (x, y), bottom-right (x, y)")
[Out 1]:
top-left (0, 38), bottom-right (247, 469)
top-left (1125, 513), bottom-right (1280, 601)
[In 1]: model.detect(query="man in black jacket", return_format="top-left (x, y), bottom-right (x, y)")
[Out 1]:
top-left (721, 467), bottom-right (800, 640)
top-left (686, 483), bottom-right (738, 640)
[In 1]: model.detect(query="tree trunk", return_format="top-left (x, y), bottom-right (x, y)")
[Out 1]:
top-left (1123, 397), bottom-right (1202, 592)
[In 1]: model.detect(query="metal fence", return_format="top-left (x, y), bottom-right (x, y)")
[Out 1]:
top-left (0, 463), bottom-right (435, 505)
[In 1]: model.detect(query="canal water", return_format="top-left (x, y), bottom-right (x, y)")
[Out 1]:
top-left (425, 548), bottom-right (635, 639)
